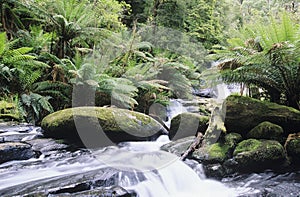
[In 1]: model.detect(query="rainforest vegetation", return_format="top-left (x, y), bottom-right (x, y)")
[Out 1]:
top-left (0, 0), bottom-right (299, 124)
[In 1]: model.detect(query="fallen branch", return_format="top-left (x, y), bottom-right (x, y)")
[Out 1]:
top-left (180, 103), bottom-right (226, 161)
top-left (180, 132), bottom-right (204, 161)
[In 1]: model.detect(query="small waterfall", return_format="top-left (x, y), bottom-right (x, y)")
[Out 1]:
top-left (105, 138), bottom-right (236, 197)
top-left (122, 157), bottom-right (235, 197)
top-left (165, 99), bottom-right (188, 128)
top-left (0, 126), bottom-right (237, 196)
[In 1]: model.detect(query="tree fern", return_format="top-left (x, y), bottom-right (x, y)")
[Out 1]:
top-left (214, 12), bottom-right (300, 109)
top-left (98, 76), bottom-right (138, 109)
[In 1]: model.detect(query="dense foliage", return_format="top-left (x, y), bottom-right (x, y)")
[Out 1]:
top-left (213, 12), bottom-right (300, 109)
top-left (0, 0), bottom-right (299, 123)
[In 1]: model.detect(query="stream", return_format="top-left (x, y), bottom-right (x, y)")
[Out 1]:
top-left (0, 124), bottom-right (299, 196)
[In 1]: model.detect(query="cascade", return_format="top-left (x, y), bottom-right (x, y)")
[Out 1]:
top-left (0, 126), bottom-right (237, 196)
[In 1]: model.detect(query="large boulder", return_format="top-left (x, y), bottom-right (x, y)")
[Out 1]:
top-left (193, 133), bottom-right (242, 164)
top-left (41, 107), bottom-right (167, 147)
top-left (225, 95), bottom-right (300, 135)
top-left (232, 139), bottom-right (286, 172)
top-left (169, 112), bottom-right (209, 140)
top-left (285, 133), bottom-right (300, 164)
top-left (246, 121), bottom-right (285, 143)
top-left (0, 142), bottom-right (36, 164)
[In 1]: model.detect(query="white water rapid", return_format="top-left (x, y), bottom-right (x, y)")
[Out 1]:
top-left (0, 125), bottom-right (237, 196)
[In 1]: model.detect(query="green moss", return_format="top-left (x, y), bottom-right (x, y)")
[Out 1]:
top-left (41, 107), bottom-right (165, 143)
top-left (225, 95), bottom-right (300, 135)
top-left (0, 101), bottom-right (15, 110)
top-left (233, 139), bottom-right (261, 156)
top-left (247, 121), bottom-right (284, 142)
top-left (0, 114), bottom-right (20, 120)
top-left (0, 101), bottom-right (20, 121)
top-left (286, 138), bottom-right (300, 161)
top-left (233, 139), bottom-right (286, 172)
top-left (225, 133), bottom-right (243, 148)
top-left (207, 143), bottom-right (229, 161)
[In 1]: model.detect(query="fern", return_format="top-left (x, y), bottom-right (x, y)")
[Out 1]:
top-left (19, 92), bottom-right (54, 124)
top-left (214, 12), bottom-right (300, 109)
top-left (98, 77), bottom-right (138, 109)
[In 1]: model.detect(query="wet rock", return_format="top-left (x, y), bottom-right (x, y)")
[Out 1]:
top-left (224, 133), bottom-right (243, 148)
top-left (169, 112), bottom-right (209, 140)
top-left (203, 163), bottom-right (225, 178)
top-left (161, 136), bottom-right (195, 157)
top-left (0, 142), bottom-right (36, 164)
top-left (225, 95), bottom-right (300, 135)
top-left (193, 133), bottom-right (242, 164)
top-left (193, 88), bottom-right (214, 98)
top-left (41, 107), bottom-right (167, 147)
top-left (232, 139), bottom-right (286, 172)
top-left (285, 133), bottom-right (300, 164)
top-left (247, 121), bottom-right (285, 143)
top-left (53, 186), bottom-right (137, 197)
top-left (193, 142), bottom-right (230, 164)
top-left (27, 138), bottom-right (69, 155)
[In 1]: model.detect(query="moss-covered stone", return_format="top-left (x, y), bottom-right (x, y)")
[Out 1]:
top-left (285, 133), bottom-right (300, 164)
top-left (169, 112), bottom-right (209, 140)
top-left (225, 95), bottom-right (300, 135)
top-left (193, 142), bottom-right (230, 164)
top-left (233, 139), bottom-right (286, 172)
top-left (41, 107), bottom-right (167, 147)
top-left (193, 133), bottom-right (242, 164)
top-left (224, 133), bottom-right (243, 148)
top-left (0, 101), bottom-right (20, 121)
top-left (207, 143), bottom-right (230, 162)
top-left (247, 121), bottom-right (284, 143)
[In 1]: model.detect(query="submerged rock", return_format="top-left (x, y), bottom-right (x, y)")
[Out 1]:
top-left (232, 139), bottom-right (286, 172)
top-left (0, 142), bottom-right (36, 164)
top-left (169, 112), bottom-right (209, 140)
top-left (224, 95), bottom-right (300, 135)
top-left (247, 121), bottom-right (285, 143)
top-left (41, 107), bottom-right (167, 147)
top-left (285, 133), bottom-right (300, 164)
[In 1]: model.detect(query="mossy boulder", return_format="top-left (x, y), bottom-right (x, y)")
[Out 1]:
top-left (193, 133), bottom-right (242, 164)
top-left (233, 139), bottom-right (286, 172)
top-left (0, 142), bottom-right (36, 164)
top-left (41, 107), bottom-right (167, 147)
top-left (247, 121), bottom-right (285, 143)
top-left (224, 133), bottom-right (243, 148)
top-left (225, 95), bottom-right (300, 135)
top-left (193, 143), bottom-right (230, 164)
top-left (285, 133), bottom-right (300, 164)
top-left (0, 101), bottom-right (20, 121)
top-left (169, 112), bottom-right (209, 140)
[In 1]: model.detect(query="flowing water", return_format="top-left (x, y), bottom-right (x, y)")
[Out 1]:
top-left (0, 124), bottom-right (236, 196)
top-left (0, 124), bottom-right (300, 196)
top-left (0, 83), bottom-right (298, 197)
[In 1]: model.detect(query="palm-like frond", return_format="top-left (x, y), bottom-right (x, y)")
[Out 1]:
top-left (98, 76), bottom-right (138, 109)
top-left (19, 92), bottom-right (54, 124)
top-left (214, 12), bottom-right (300, 109)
